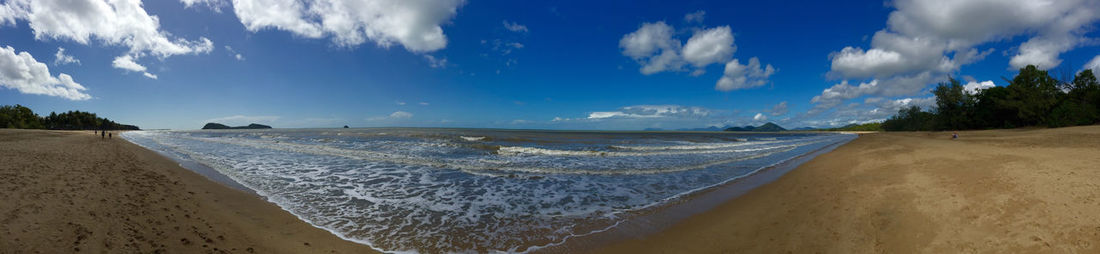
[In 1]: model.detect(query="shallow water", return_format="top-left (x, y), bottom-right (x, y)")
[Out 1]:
top-left (123, 128), bottom-right (854, 253)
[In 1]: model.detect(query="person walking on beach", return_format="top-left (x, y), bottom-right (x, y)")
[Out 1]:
top-left (101, 130), bottom-right (105, 139)
top-left (108, 132), bottom-right (112, 139)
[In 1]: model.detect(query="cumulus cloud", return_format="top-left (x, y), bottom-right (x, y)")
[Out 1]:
top-left (224, 46), bottom-right (244, 61)
top-left (0, 45), bottom-right (90, 100)
top-left (180, 0), bottom-right (226, 12)
top-left (0, 0), bottom-right (214, 75)
top-left (203, 115), bottom-right (280, 125)
top-left (53, 47), bottom-right (79, 65)
top-left (809, 72), bottom-right (938, 115)
top-left (683, 10), bottom-right (705, 23)
top-left (682, 26), bottom-right (735, 67)
top-left (620, 18), bottom-right (775, 91)
top-left (230, 0), bottom-right (464, 52)
top-left (588, 105), bottom-right (712, 119)
top-left (502, 20), bottom-right (527, 33)
top-left (112, 55), bottom-right (158, 79)
top-left (715, 57), bottom-right (775, 91)
top-left (963, 80), bottom-right (995, 95)
top-left (830, 0), bottom-right (1099, 79)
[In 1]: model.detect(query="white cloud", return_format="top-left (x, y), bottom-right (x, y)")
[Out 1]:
top-left (621, 18), bottom-right (774, 91)
top-left (224, 46), bottom-right (244, 61)
top-left (112, 55), bottom-right (158, 79)
top-left (588, 105), bottom-right (712, 119)
top-left (424, 55), bottom-right (447, 68)
top-left (395, 101), bottom-right (406, 105)
top-left (682, 26), bottom-right (734, 67)
top-left (809, 72), bottom-right (938, 114)
top-left (53, 47), bottom-right (79, 65)
top-left (235, 54), bottom-right (243, 61)
top-left (753, 113), bottom-right (766, 121)
top-left (502, 20), bottom-right (527, 33)
top-left (716, 57), bottom-right (776, 91)
top-left (0, 0), bottom-right (214, 75)
top-left (418, 102), bottom-right (429, 106)
top-left (389, 111), bottom-right (412, 119)
top-left (231, 0), bottom-right (464, 52)
top-left (683, 10), bottom-right (705, 23)
top-left (620, 21), bottom-right (682, 74)
top-left (963, 80), bottom-right (995, 95)
top-left (203, 115), bottom-right (280, 126)
top-left (769, 101), bottom-right (788, 116)
top-left (0, 45), bottom-right (90, 100)
top-left (1085, 55), bottom-right (1100, 74)
top-left (180, 0), bottom-right (226, 12)
top-left (829, 0), bottom-right (1099, 79)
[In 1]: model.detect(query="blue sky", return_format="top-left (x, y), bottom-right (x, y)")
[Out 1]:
top-left (1, 0), bottom-right (1099, 130)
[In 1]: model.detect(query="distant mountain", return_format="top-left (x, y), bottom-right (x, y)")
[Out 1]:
top-left (723, 122), bottom-right (787, 132)
top-left (202, 123), bottom-right (273, 130)
top-left (791, 127), bottom-right (817, 131)
top-left (678, 126), bottom-right (724, 131)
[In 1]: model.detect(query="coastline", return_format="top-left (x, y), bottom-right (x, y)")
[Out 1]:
top-left (0, 129), bottom-right (377, 253)
top-left (592, 126), bottom-right (1100, 253)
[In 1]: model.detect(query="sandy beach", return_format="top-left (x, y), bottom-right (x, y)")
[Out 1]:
top-left (0, 130), bottom-right (377, 253)
top-left (596, 126), bottom-right (1100, 253)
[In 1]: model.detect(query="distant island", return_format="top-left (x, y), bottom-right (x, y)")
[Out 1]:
top-left (202, 123), bottom-right (272, 130)
top-left (724, 122), bottom-right (787, 132)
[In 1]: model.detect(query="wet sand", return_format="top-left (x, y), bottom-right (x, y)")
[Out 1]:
top-left (0, 129), bottom-right (377, 253)
top-left (595, 126), bottom-right (1100, 253)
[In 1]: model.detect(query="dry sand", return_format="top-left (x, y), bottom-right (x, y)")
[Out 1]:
top-left (596, 125), bottom-right (1100, 253)
top-left (0, 130), bottom-right (377, 253)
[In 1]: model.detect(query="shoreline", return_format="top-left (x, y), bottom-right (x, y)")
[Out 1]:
top-left (592, 126), bottom-right (1100, 253)
top-left (0, 129), bottom-right (378, 253)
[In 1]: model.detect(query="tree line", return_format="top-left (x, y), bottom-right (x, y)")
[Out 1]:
top-left (882, 65), bottom-right (1100, 131)
top-left (0, 104), bottom-right (140, 130)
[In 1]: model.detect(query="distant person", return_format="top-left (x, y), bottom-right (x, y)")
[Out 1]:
top-left (952, 131), bottom-right (958, 140)
top-left (101, 130), bottom-right (105, 139)
top-left (109, 132), bottom-right (112, 139)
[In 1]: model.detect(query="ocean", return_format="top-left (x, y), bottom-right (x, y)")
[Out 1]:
top-left (122, 128), bottom-right (855, 253)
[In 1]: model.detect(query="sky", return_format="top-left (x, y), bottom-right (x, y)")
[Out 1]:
top-left (1, 0), bottom-right (1100, 130)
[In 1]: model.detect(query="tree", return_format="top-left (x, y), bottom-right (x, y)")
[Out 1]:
top-left (882, 106), bottom-right (936, 131)
top-left (0, 104), bottom-right (44, 129)
top-left (971, 86), bottom-right (1017, 129)
top-left (932, 78), bottom-right (974, 130)
top-left (1049, 70), bottom-right (1100, 127)
top-left (1004, 65), bottom-right (1062, 126)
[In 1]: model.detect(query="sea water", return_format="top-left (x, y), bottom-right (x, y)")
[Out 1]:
top-left (122, 128), bottom-right (854, 253)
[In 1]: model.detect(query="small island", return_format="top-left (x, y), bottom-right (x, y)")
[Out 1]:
top-left (202, 123), bottom-right (272, 130)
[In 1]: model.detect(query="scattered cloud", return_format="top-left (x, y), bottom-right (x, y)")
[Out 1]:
top-left (0, 0), bottom-right (214, 75)
top-left (963, 80), bottom-right (995, 95)
top-left (683, 10), bottom-right (705, 23)
top-left (587, 105), bottom-right (713, 119)
top-left (230, 0), bottom-right (464, 52)
top-left (53, 47), bottom-right (79, 65)
top-left (753, 113), bottom-right (766, 121)
top-left (395, 101), bottom-right (406, 105)
top-left (202, 115), bottom-right (280, 125)
top-left (716, 57), bottom-right (776, 91)
top-left (502, 20), bottom-right (528, 33)
top-left (620, 17), bottom-right (775, 91)
top-left (0, 45), bottom-right (90, 100)
top-left (418, 102), bottom-right (429, 106)
top-left (180, 0), bottom-right (226, 12)
top-left (224, 46), bottom-right (244, 61)
top-left (390, 111), bottom-right (412, 119)
top-left (769, 101), bottom-right (788, 116)
top-left (112, 55), bottom-right (158, 79)
top-left (424, 55), bottom-right (447, 68)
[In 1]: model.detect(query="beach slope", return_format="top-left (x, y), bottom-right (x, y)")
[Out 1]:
top-left (0, 130), bottom-right (377, 253)
top-left (596, 126), bottom-right (1100, 253)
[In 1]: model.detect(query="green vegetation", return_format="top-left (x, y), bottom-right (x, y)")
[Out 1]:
top-left (882, 65), bottom-right (1100, 131)
top-left (0, 104), bottom-right (140, 130)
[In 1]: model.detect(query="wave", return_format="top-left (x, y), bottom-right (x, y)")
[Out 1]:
top-left (168, 135), bottom-right (816, 175)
